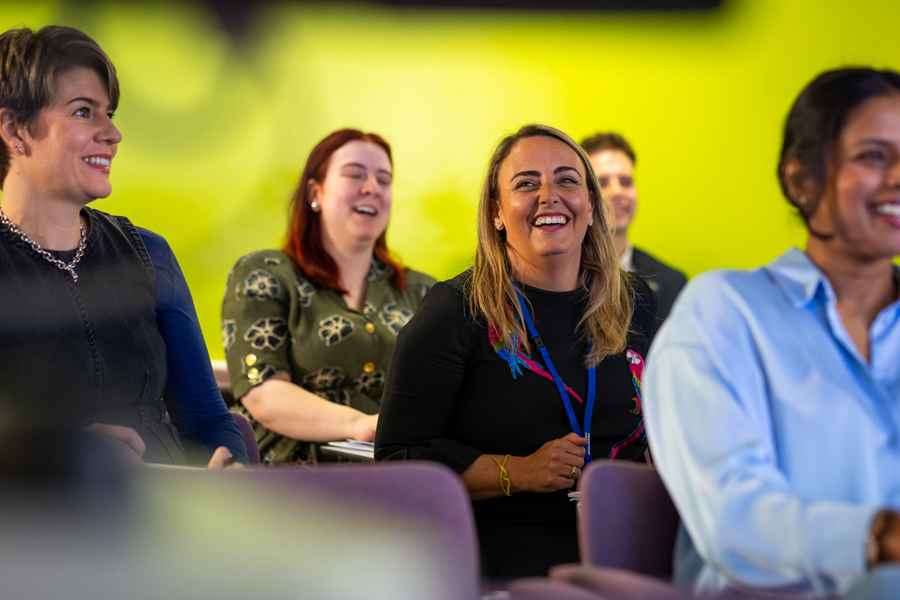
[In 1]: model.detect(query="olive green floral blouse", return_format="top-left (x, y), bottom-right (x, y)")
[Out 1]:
top-left (222, 250), bottom-right (435, 465)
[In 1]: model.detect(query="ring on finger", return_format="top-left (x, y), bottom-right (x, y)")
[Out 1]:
top-left (567, 465), bottom-right (577, 479)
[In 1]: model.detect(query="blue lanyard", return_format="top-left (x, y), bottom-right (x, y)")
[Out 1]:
top-left (514, 287), bottom-right (594, 463)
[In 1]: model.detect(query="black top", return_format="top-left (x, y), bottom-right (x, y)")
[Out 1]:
top-left (632, 247), bottom-right (687, 321)
top-left (375, 270), bottom-right (657, 577)
top-left (0, 208), bottom-right (246, 465)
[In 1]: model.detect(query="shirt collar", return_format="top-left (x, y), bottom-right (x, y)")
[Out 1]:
top-left (766, 248), bottom-right (833, 309)
top-left (768, 247), bottom-right (900, 312)
top-left (619, 243), bottom-right (635, 272)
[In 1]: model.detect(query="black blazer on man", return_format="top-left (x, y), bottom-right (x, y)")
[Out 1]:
top-left (632, 248), bottom-right (687, 322)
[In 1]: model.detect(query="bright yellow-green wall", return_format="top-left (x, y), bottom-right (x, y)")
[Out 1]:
top-left (2, 0), bottom-right (898, 358)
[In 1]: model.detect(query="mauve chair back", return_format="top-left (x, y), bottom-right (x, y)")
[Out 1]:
top-left (230, 412), bottom-right (260, 466)
top-left (578, 461), bottom-right (679, 580)
top-left (255, 461), bottom-right (480, 599)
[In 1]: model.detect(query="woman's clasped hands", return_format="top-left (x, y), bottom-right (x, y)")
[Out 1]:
top-left (510, 432), bottom-right (587, 493)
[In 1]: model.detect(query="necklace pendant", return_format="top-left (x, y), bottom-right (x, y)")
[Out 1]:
top-left (70, 269), bottom-right (79, 283)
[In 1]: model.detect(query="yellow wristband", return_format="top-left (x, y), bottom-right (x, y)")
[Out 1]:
top-left (494, 454), bottom-right (511, 497)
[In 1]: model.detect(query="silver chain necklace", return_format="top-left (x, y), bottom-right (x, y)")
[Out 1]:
top-left (0, 207), bottom-right (86, 282)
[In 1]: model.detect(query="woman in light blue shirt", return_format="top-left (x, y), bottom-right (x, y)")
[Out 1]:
top-left (644, 68), bottom-right (900, 598)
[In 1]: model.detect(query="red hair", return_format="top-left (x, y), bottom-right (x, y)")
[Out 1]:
top-left (283, 129), bottom-right (408, 294)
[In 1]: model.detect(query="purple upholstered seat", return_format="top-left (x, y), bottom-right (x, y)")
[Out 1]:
top-left (549, 564), bottom-right (687, 600)
top-left (249, 461), bottom-right (480, 600)
top-left (578, 461), bottom-right (679, 580)
top-left (230, 411), bottom-right (260, 466)
top-left (508, 577), bottom-right (611, 600)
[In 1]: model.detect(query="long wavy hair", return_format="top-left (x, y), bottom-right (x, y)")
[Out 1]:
top-left (468, 124), bottom-right (633, 367)
top-left (283, 129), bottom-right (407, 293)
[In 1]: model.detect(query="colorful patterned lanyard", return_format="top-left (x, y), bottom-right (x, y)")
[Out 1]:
top-left (514, 287), bottom-right (595, 464)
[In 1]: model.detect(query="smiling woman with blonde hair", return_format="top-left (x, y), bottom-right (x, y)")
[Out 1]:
top-left (376, 124), bottom-right (658, 577)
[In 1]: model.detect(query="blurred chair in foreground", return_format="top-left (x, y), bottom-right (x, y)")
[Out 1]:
top-left (250, 461), bottom-right (480, 599)
top-left (506, 460), bottom-right (686, 600)
top-left (510, 462), bottom-right (843, 600)
top-left (0, 429), bottom-right (467, 600)
top-left (578, 461), bottom-right (680, 579)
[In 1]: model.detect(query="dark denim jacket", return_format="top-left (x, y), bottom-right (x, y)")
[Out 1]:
top-left (0, 207), bottom-right (187, 464)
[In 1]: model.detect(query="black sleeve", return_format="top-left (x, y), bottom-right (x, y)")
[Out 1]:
top-left (374, 279), bottom-right (485, 474)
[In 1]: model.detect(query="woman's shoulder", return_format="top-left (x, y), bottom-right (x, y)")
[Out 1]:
top-left (84, 207), bottom-right (145, 244)
top-left (228, 250), bottom-right (299, 281)
top-left (399, 269), bottom-right (482, 348)
top-left (413, 269), bottom-right (473, 317)
top-left (224, 250), bottom-right (305, 306)
top-left (230, 249), bottom-right (292, 269)
top-left (652, 267), bottom-right (781, 356)
top-left (672, 267), bottom-right (774, 320)
top-left (434, 269), bottom-right (472, 298)
top-left (84, 208), bottom-right (173, 266)
top-left (134, 226), bottom-right (173, 259)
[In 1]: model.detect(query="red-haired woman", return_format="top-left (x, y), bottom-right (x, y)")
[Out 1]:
top-left (222, 130), bottom-right (435, 465)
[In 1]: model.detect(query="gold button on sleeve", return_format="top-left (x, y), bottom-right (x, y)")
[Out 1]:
top-left (363, 362), bottom-right (375, 373)
top-left (247, 367), bottom-right (259, 379)
top-left (365, 322), bottom-right (376, 333)
top-left (245, 354), bottom-right (257, 366)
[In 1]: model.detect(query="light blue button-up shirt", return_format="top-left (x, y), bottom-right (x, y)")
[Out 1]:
top-left (644, 248), bottom-right (900, 597)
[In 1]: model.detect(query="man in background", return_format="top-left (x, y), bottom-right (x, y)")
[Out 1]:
top-left (582, 132), bottom-right (687, 321)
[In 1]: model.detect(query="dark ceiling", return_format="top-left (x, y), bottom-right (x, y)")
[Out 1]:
top-left (202, 0), bottom-right (724, 37)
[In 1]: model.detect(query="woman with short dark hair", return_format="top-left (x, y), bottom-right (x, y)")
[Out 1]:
top-left (0, 25), bottom-right (246, 467)
top-left (644, 67), bottom-right (900, 597)
top-left (222, 129), bottom-right (435, 465)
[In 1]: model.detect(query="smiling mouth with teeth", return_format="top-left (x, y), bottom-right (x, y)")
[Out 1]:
top-left (354, 206), bottom-right (377, 216)
top-left (83, 157), bottom-right (110, 167)
top-left (874, 203), bottom-right (900, 217)
top-left (533, 215), bottom-right (569, 227)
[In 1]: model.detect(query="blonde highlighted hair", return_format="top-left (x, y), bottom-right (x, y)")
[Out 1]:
top-left (467, 124), bottom-right (633, 367)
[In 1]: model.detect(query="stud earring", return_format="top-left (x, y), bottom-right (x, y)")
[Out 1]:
top-left (310, 201), bottom-right (320, 212)
top-left (495, 220), bottom-right (503, 230)
top-left (16, 146), bottom-right (24, 154)
top-left (797, 195), bottom-right (808, 206)
top-left (589, 217), bottom-right (594, 226)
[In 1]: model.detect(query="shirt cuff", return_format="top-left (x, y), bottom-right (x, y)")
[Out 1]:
top-left (805, 502), bottom-right (878, 589)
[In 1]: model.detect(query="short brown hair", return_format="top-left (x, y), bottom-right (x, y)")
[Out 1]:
top-left (580, 132), bottom-right (636, 165)
top-left (0, 25), bottom-right (119, 187)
